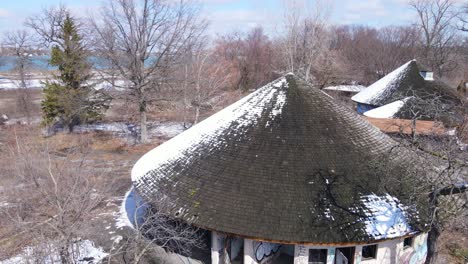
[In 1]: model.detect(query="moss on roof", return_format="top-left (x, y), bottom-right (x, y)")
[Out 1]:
top-left (133, 75), bottom-right (430, 244)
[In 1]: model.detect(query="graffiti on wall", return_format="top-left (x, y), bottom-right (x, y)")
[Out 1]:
top-left (295, 245), bottom-right (308, 264)
top-left (253, 241), bottom-right (281, 263)
top-left (398, 235), bottom-right (428, 264)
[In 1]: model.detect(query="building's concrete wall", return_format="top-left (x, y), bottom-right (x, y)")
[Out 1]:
top-left (291, 233), bottom-right (427, 264)
top-left (294, 244), bottom-right (336, 264)
top-left (396, 233), bottom-right (428, 264)
top-left (355, 240), bottom-right (398, 264)
top-left (244, 239), bottom-right (258, 264)
top-left (244, 239), bottom-right (283, 264)
top-left (213, 233), bottom-right (428, 264)
top-left (211, 232), bottom-right (223, 264)
top-left (355, 233), bottom-right (428, 264)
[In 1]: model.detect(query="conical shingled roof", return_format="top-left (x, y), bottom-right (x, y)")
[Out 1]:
top-left (132, 74), bottom-right (428, 244)
top-left (364, 95), bottom-right (463, 121)
top-left (352, 60), bottom-right (461, 106)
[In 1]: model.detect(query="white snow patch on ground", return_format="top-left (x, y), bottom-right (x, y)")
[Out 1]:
top-left (0, 79), bottom-right (44, 89)
top-left (111, 235), bottom-right (123, 244)
top-left (447, 129), bottom-right (456, 136)
top-left (2, 240), bottom-right (107, 264)
top-left (363, 97), bottom-right (411, 118)
top-left (93, 80), bottom-right (128, 91)
top-left (115, 189), bottom-right (134, 229)
top-left (131, 76), bottom-right (289, 181)
top-left (0, 78), bottom-right (128, 91)
top-left (352, 60), bottom-right (413, 104)
top-left (60, 121), bottom-right (185, 140)
top-left (0, 201), bottom-right (11, 208)
top-left (324, 85), bottom-right (366, 93)
top-left (361, 193), bottom-right (413, 240)
top-left (150, 122), bottom-right (187, 138)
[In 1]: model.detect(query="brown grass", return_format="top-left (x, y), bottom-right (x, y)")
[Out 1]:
top-left (0, 89), bottom-right (42, 119)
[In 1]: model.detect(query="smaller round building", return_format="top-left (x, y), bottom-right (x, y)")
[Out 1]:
top-left (132, 74), bottom-right (430, 264)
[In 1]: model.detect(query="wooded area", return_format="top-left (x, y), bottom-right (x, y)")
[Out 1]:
top-left (0, 0), bottom-right (466, 264)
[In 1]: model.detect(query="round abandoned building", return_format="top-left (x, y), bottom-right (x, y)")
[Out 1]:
top-left (131, 74), bottom-right (430, 264)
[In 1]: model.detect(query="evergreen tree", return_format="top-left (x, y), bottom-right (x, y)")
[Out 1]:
top-left (41, 14), bottom-right (108, 132)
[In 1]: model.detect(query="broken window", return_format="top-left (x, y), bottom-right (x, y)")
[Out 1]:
top-left (404, 237), bottom-right (413, 248)
top-left (362, 244), bottom-right (377, 259)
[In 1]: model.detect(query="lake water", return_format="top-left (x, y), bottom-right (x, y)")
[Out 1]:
top-left (0, 56), bottom-right (156, 72)
top-left (0, 56), bottom-right (54, 72)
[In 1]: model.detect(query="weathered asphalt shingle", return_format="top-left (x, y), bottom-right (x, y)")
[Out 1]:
top-left (352, 60), bottom-right (462, 118)
top-left (132, 74), bottom-right (429, 244)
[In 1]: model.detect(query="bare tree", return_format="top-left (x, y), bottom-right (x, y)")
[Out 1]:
top-left (410, 0), bottom-right (461, 77)
top-left (106, 191), bottom-right (206, 264)
top-left (1, 137), bottom-right (104, 263)
top-left (457, 3), bottom-right (468, 32)
top-left (281, 0), bottom-right (337, 86)
top-left (376, 86), bottom-right (467, 263)
top-left (281, 0), bottom-right (303, 73)
top-left (3, 30), bottom-right (34, 124)
top-left (333, 25), bottom-right (419, 84)
top-left (91, 0), bottom-right (206, 143)
top-left (183, 44), bottom-right (234, 124)
top-left (25, 5), bottom-right (69, 49)
top-left (371, 137), bottom-right (466, 264)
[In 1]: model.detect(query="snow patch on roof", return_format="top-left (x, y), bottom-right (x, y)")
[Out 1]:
top-left (363, 97), bottom-right (412, 119)
top-left (131, 76), bottom-right (289, 182)
top-left (352, 60), bottom-right (414, 104)
top-left (361, 193), bottom-right (414, 240)
top-left (324, 85), bottom-right (366, 93)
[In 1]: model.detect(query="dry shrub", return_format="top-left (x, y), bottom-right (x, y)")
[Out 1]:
top-left (0, 133), bottom-right (106, 262)
top-left (44, 131), bottom-right (128, 154)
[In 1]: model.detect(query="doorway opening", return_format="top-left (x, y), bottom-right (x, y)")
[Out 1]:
top-left (335, 247), bottom-right (355, 264)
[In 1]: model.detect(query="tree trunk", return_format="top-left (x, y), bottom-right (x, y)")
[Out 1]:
top-left (425, 224), bottom-right (440, 264)
top-left (59, 244), bottom-right (70, 264)
top-left (426, 190), bottom-right (440, 264)
top-left (194, 106), bottom-right (200, 124)
top-left (411, 118), bottom-right (417, 144)
top-left (140, 105), bottom-right (148, 144)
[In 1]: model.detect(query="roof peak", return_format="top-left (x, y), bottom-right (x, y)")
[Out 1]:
top-left (352, 60), bottom-right (421, 105)
top-left (132, 75), bottom-right (426, 244)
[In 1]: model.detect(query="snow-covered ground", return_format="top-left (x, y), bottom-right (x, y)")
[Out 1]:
top-left (4, 117), bottom-right (42, 126)
top-left (0, 79), bottom-right (44, 89)
top-left (0, 77), bottom-right (128, 90)
top-left (67, 121), bottom-right (187, 140)
top-left (2, 240), bottom-right (108, 264)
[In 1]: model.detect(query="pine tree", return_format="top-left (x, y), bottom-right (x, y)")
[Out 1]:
top-left (41, 14), bottom-right (108, 132)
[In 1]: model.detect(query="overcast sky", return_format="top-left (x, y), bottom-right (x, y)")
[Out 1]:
top-left (0, 0), bottom-right (419, 36)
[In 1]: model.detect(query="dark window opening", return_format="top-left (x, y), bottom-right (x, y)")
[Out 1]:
top-left (309, 249), bottom-right (327, 264)
top-left (362, 245), bottom-right (377, 259)
top-left (335, 247), bottom-right (355, 264)
top-left (404, 237), bottom-right (413, 248)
